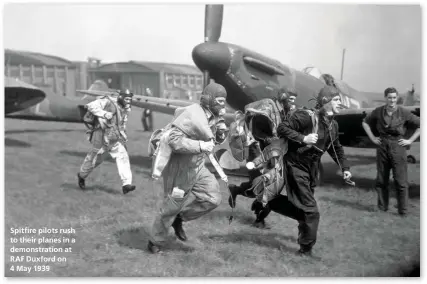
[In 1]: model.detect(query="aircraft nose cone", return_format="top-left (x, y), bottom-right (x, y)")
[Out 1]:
top-left (192, 42), bottom-right (231, 74)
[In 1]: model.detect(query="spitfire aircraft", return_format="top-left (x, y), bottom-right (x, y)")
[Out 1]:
top-left (77, 4), bottom-right (420, 175)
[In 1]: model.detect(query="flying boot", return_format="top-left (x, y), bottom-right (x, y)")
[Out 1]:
top-left (251, 200), bottom-right (272, 229)
top-left (172, 214), bottom-right (187, 241)
top-left (122, 184), bottom-right (136, 194)
top-left (77, 173), bottom-right (86, 189)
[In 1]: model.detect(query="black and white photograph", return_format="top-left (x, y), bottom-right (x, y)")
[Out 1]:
top-left (3, 1), bottom-right (421, 277)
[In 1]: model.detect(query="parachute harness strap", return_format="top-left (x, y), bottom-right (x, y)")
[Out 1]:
top-left (327, 117), bottom-right (355, 186)
top-left (213, 150), bottom-right (234, 225)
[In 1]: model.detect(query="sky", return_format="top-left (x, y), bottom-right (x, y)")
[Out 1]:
top-left (2, 2), bottom-right (422, 93)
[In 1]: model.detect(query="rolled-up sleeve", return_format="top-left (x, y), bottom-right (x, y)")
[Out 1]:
top-left (168, 127), bottom-right (202, 154)
top-left (363, 109), bottom-right (377, 125)
top-left (404, 109), bottom-right (420, 128)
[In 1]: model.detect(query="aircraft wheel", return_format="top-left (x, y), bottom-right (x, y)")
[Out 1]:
top-left (407, 155), bottom-right (416, 164)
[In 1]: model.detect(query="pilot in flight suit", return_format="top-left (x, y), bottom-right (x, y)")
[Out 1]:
top-left (77, 90), bottom-right (136, 195)
top-left (227, 86), bottom-right (298, 229)
top-left (148, 82), bottom-right (228, 254)
top-left (270, 86), bottom-right (352, 256)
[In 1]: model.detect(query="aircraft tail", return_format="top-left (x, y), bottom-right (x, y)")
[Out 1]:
top-left (403, 84), bottom-right (419, 106)
top-left (88, 80), bottom-right (109, 92)
top-left (78, 80), bottom-right (117, 99)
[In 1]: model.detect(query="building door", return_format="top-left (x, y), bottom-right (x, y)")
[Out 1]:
top-left (99, 73), bottom-right (121, 90)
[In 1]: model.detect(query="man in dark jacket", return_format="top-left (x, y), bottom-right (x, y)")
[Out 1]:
top-left (270, 85), bottom-right (352, 256)
top-left (362, 87), bottom-right (420, 216)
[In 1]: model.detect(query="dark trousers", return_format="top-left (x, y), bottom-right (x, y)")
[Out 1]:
top-left (376, 138), bottom-right (409, 215)
top-left (269, 159), bottom-right (320, 251)
top-left (234, 168), bottom-right (261, 198)
top-left (269, 195), bottom-right (320, 251)
top-left (234, 171), bottom-right (272, 220)
top-left (142, 110), bottom-right (153, 131)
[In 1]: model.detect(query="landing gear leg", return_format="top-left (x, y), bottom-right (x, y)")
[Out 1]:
top-left (316, 162), bottom-right (324, 186)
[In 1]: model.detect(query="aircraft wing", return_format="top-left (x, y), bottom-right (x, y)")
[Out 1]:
top-left (77, 89), bottom-right (193, 115)
top-left (77, 89), bottom-right (236, 125)
top-left (5, 77), bottom-right (46, 115)
top-left (337, 105), bottom-right (420, 116)
top-left (132, 94), bottom-right (193, 115)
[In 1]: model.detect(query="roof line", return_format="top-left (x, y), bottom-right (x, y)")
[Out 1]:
top-left (130, 60), bottom-right (199, 68)
top-left (5, 48), bottom-right (73, 65)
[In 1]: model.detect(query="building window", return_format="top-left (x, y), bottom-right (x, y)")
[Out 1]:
top-left (34, 76), bottom-right (44, 84)
top-left (57, 69), bottom-right (66, 79)
top-left (35, 67), bottom-right (43, 78)
top-left (166, 74), bottom-right (173, 85)
top-left (22, 67), bottom-right (31, 77)
top-left (174, 76), bottom-right (180, 86)
top-left (8, 66), bottom-right (20, 77)
top-left (182, 77), bottom-right (188, 86)
top-left (196, 77), bottom-right (202, 88)
top-left (189, 76), bottom-right (195, 87)
top-left (47, 68), bottom-right (55, 78)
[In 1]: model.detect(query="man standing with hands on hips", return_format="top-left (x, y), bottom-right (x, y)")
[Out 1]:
top-left (362, 87), bottom-right (420, 216)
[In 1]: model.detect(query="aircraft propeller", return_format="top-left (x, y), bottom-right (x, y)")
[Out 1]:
top-left (202, 4), bottom-right (224, 88)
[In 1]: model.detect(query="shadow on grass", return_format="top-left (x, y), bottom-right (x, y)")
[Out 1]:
top-left (202, 208), bottom-right (257, 227)
top-left (199, 231), bottom-right (298, 256)
top-left (321, 161), bottom-right (376, 191)
top-left (318, 196), bottom-right (377, 212)
top-left (115, 226), bottom-right (195, 253)
top-left (61, 182), bottom-right (122, 196)
top-left (209, 207), bottom-right (298, 232)
top-left (5, 138), bottom-right (32, 148)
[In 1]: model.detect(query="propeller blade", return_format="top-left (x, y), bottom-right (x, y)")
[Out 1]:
top-left (204, 4), bottom-right (223, 43)
top-left (203, 4), bottom-right (223, 87)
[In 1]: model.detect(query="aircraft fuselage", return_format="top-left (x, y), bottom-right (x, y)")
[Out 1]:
top-left (192, 41), bottom-right (420, 148)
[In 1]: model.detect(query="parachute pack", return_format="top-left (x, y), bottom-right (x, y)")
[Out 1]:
top-left (228, 99), bottom-right (319, 205)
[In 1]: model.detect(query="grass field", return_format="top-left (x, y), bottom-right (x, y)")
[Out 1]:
top-left (4, 111), bottom-right (420, 277)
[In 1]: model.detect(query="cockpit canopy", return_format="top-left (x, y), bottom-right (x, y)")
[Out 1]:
top-left (302, 66), bottom-right (361, 109)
